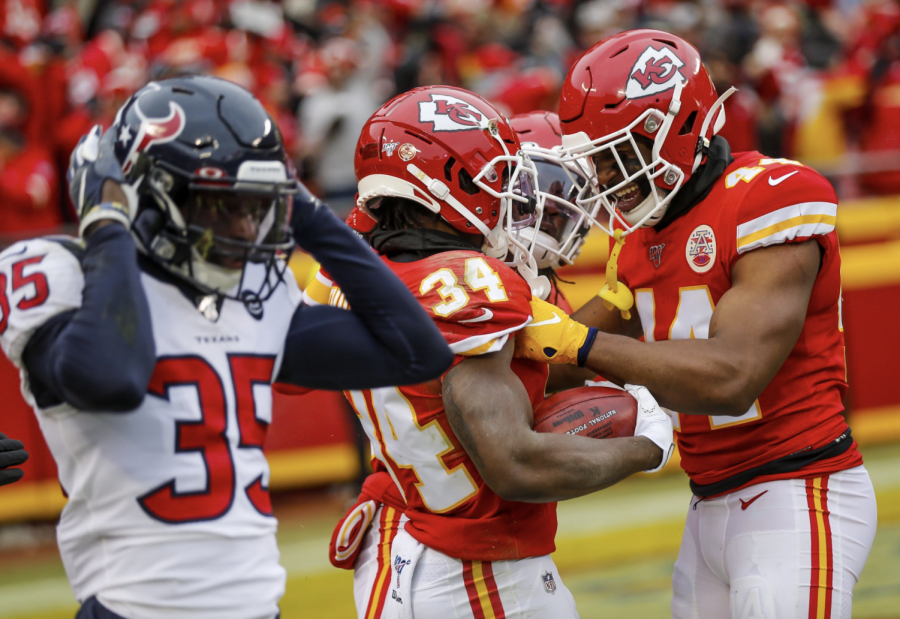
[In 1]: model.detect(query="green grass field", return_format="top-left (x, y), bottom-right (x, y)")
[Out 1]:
top-left (2, 443), bottom-right (899, 619)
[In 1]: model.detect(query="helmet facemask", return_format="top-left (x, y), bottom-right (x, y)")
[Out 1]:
top-left (561, 105), bottom-right (685, 237)
top-left (134, 157), bottom-right (296, 306)
top-left (509, 145), bottom-right (593, 270)
top-left (561, 80), bottom-right (736, 237)
top-left (467, 121), bottom-right (549, 295)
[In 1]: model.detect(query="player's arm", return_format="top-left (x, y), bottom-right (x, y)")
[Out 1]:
top-left (18, 127), bottom-right (155, 412)
top-left (580, 241), bottom-right (819, 415)
top-left (278, 200), bottom-right (453, 390)
top-left (17, 135), bottom-right (155, 412)
top-left (21, 223), bottom-right (156, 412)
top-left (442, 338), bottom-right (670, 503)
top-left (520, 240), bottom-right (820, 416)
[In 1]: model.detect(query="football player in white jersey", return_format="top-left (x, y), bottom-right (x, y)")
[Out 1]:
top-left (0, 76), bottom-right (452, 619)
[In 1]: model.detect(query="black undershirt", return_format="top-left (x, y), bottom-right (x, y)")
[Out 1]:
top-left (654, 136), bottom-right (734, 231)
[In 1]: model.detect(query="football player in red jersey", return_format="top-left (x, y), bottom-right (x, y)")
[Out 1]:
top-left (514, 30), bottom-right (877, 618)
top-left (324, 86), bottom-right (675, 619)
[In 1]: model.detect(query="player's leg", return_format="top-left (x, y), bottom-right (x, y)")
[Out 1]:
top-left (353, 505), bottom-right (405, 619)
top-left (723, 468), bottom-right (876, 619)
top-left (409, 548), bottom-right (579, 618)
top-left (489, 554), bottom-right (579, 618)
top-left (802, 467), bottom-right (876, 618)
top-left (671, 497), bottom-right (731, 619)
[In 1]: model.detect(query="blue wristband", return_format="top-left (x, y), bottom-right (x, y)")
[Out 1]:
top-left (577, 327), bottom-right (598, 368)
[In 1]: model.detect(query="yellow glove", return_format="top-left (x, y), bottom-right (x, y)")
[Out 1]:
top-left (514, 296), bottom-right (598, 365)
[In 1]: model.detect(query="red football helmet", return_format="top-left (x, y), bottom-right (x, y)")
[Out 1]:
top-left (354, 85), bottom-right (539, 265)
top-left (510, 111), bottom-right (593, 270)
top-left (558, 30), bottom-right (735, 234)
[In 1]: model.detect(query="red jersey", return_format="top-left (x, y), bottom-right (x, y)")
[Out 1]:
top-left (337, 251), bottom-right (556, 561)
top-left (616, 152), bottom-right (862, 494)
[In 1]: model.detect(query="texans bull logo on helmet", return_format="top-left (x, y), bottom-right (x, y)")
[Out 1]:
top-left (418, 93), bottom-right (490, 132)
top-left (117, 85), bottom-right (187, 174)
top-left (625, 45), bottom-right (687, 99)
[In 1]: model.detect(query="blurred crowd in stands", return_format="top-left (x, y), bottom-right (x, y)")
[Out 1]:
top-left (1, 0), bottom-right (900, 234)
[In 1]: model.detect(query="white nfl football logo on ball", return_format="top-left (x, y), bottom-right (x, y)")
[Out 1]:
top-left (418, 94), bottom-right (490, 132)
top-left (626, 46), bottom-right (687, 99)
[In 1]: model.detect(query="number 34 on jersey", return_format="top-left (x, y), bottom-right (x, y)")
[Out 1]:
top-left (419, 257), bottom-right (508, 317)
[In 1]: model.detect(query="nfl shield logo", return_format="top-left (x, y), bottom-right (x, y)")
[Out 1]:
top-left (649, 243), bottom-right (665, 268)
top-left (542, 571), bottom-right (557, 593)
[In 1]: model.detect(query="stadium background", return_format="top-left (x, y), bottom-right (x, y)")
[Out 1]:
top-left (0, 0), bottom-right (898, 616)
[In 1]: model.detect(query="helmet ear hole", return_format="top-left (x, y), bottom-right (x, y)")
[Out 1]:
top-left (678, 111), bottom-right (698, 136)
top-left (444, 157), bottom-right (456, 182)
top-left (458, 168), bottom-right (481, 196)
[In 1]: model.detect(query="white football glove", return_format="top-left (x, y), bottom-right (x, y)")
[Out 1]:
top-left (624, 384), bottom-right (675, 473)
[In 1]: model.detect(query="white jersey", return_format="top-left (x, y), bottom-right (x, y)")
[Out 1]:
top-left (0, 237), bottom-right (302, 619)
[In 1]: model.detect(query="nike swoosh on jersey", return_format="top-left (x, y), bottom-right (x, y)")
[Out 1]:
top-left (739, 489), bottom-right (768, 510)
top-left (768, 171), bottom-right (798, 186)
top-left (459, 308), bottom-right (494, 323)
top-left (530, 313), bottom-right (562, 327)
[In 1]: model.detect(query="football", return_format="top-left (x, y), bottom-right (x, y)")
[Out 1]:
top-left (533, 385), bottom-right (638, 439)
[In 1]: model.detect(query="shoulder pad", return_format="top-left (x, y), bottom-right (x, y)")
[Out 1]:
top-left (722, 159), bottom-right (837, 255)
top-left (0, 238), bottom-right (85, 365)
top-left (409, 252), bottom-right (533, 356)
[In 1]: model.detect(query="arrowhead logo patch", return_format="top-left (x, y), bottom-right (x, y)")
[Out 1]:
top-left (626, 46), bottom-right (686, 99)
top-left (686, 224), bottom-right (716, 274)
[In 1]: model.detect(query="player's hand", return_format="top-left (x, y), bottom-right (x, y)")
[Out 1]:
top-left (0, 433), bottom-right (29, 487)
top-left (68, 125), bottom-right (136, 238)
top-left (625, 384), bottom-right (675, 473)
top-left (514, 296), bottom-right (597, 366)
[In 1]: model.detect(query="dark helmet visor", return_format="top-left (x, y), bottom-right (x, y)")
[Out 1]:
top-left (181, 188), bottom-right (293, 268)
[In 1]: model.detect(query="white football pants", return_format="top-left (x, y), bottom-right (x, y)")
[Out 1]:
top-left (672, 466), bottom-right (877, 619)
top-left (353, 506), bottom-right (579, 619)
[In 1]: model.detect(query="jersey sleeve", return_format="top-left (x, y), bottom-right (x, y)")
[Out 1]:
top-left (302, 266), bottom-right (335, 306)
top-left (0, 237), bottom-right (85, 366)
top-left (414, 254), bottom-right (533, 357)
top-left (728, 161), bottom-right (838, 268)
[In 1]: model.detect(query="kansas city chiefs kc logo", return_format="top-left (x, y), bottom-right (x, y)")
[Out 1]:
top-left (418, 94), bottom-right (490, 132)
top-left (625, 46), bottom-right (687, 99)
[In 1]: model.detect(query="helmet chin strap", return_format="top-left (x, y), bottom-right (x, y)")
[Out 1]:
top-left (693, 86), bottom-right (737, 172)
top-left (598, 229), bottom-right (633, 320)
top-left (190, 252), bottom-right (242, 292)
top-left (515, 226), bottom-right (562, 270)
top-left (620, 191), bottom-right (664, 227)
